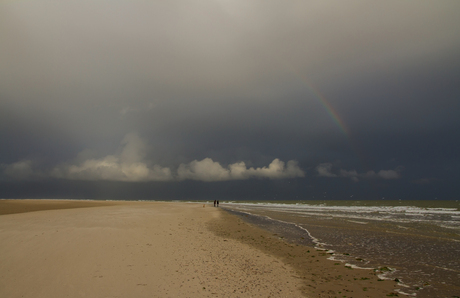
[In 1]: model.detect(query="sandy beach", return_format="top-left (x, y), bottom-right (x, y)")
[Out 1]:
top-left (0, 200), bottom-right (397, 297)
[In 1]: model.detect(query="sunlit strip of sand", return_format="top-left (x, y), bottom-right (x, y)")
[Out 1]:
top-left (0, 201), bottom-right (304, 297)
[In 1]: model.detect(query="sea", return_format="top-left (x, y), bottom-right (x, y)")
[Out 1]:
top-left (219, 200), bottom-right (460, 297)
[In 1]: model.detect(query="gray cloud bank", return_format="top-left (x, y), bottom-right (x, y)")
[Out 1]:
top-left (316, 163), bottom-right (402, 182)
top-left (2, 134), bottom-right (304, 182)
top-left (50, 158), bottom-right (304, 182)
top-left (177, 158), bottom-right (303, 182)
top-left (1, 160), bottom-right (41, 180)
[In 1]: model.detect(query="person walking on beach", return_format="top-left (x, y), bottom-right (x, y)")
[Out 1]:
top-left (214, 200), bottom-right (216, 207)
top-left (217, 200), bottom-right (219, 207)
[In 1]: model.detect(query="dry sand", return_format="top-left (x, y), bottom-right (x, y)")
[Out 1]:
top-left (0, 200), bottom-right (397, 297)
top-left (0, 200), bottom-right (303, 297)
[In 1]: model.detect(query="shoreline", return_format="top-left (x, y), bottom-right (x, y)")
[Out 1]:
top-left (222, 202), bottom-right (460, 297)
top-left (210, 207), bottom-right (398, 297)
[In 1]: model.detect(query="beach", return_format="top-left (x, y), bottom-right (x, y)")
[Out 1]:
top-left (0, 200), bottom-right (301, 297)
top-left (0, 200), bottom-right (399, 297)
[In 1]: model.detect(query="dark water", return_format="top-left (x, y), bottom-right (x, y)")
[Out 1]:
top-left (221, 200), bottom-right (460, 297)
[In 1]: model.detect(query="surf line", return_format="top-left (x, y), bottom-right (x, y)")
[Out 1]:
top-left (231, 208), bottom-right (382, 271)
top-left (231, 208), bottom-right (330, 249)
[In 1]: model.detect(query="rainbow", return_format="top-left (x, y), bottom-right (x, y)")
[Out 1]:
top-left (291, 72), bottom-right (384, 197)
top-left (297, 73), bottom-right (350, 137)
top-left (295, 73), bottom-right (374, 176)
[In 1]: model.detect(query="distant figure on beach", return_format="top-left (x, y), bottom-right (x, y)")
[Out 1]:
top-left (214, 200), bottom-right (216, 207)
top-left (217, 200), bottom-right (219, 207)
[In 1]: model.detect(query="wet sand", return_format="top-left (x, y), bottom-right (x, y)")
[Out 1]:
top-left (211, 209), bottom-right (399, 297)
top-left (223, 205), bottom-right (460, 297)
top-left (0, 200), bottom-right (397, 297)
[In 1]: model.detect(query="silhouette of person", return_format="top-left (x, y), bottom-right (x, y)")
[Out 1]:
top-left (214, 200), bottom-right (216, 207)
top-left (217, 200), bottom-right (219, 207)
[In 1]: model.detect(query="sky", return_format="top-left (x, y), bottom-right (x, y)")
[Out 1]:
top-left (1, 0), bottom-right (460, 200)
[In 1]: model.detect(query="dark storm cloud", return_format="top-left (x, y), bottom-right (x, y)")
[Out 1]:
top-left (1, 1), bottom-right (460, 198)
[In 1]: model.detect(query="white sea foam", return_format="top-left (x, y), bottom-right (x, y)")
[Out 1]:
top-left (344, 263), bottom-right (374, 270)
top-left (230, 208), bottom-right (331, 250)
top-left (347, 220), bottom-right (368, 224)
top-left (225, 202), bottom-right (459, 215)
top-left (394, 288), bottom-right (417, 297)
top-left (225, 202), bottom-right (460, 229)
